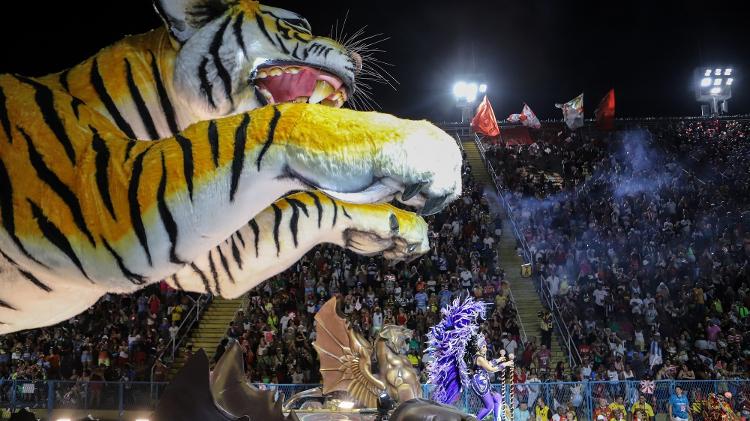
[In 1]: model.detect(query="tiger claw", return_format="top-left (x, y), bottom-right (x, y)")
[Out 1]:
top-left (420, 194), bottom-right (450, 216)
top-left (341, 205), bottom-right (429, 262)
top-left (402, 181), bottom-right (427, 201)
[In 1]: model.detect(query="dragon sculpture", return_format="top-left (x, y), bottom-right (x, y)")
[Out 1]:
top-left (153, 339), bottom-right (475, 421)
top-left (312, 296), bottom-right (422, 408)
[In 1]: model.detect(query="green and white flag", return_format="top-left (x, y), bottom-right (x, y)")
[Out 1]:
top-left (555, 93), bottom-right (584, 130)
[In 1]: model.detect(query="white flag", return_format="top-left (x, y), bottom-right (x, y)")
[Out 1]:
top-left (521, 103), bottom-right (541, 129)
top-left (507, 103), bottom-right (540, 129)
top-left (555, 93), bottom-right (584, 130)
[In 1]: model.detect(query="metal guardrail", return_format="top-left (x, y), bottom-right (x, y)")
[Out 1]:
top-left (424, 379), bottom-right (750, 417)
top-left (505, 287), bottom-right (528, 346)
top-left (0, 379), bottom-right (168, 420)
top-left (472, 134), bottom-right (581, 369)
top-left (4, 380), bottom-right (749, 418)
top-left (453, 134), bottom-right (465, 152)
top-left (468, 134), bottom-right (529, 347)
top-left (149, 293), bottom-right (211, 395)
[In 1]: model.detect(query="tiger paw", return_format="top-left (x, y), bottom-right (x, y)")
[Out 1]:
top-left (339, 202), bottom-right (429, 262)
top-left (280, 103), bottom-right (462, 216)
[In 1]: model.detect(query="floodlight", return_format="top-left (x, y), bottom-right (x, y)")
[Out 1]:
top-left (466, 82), bottom-right (478, 102)
top-left (453, 77), bottom-right (486, 121)
top-left (453, 81), bottom-right (467, 99)
top-left (135, 419), bottom-right (150, 421)
top-left (56, 419), bottom-right (72, 421)
top-left (695, 66), bottom-right (734, 115)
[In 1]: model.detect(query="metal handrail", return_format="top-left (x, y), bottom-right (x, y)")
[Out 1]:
top-left (149, 293), bottom-right (211, 396)
top-left (3, 378), bottom-right (748, 418)
top-left (454, 134), bottom-right (465, 152)
top-left (468, 133), bottom-right (529, 346)
top-left (537, 276), bottom-right (583, 368)
top-left (505, 287), bottom-right (528, 346)
top-left (473, 133), bottom-right (581, 369)
top-left (474, 136), bottom-right (532, 261)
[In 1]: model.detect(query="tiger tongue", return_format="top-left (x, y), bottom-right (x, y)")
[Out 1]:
top-left (255, 68), bottom-right (316, 103)
top-left (256, 67), bottom-right (342, 103)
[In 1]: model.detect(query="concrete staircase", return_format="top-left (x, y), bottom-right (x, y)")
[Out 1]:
top-left (168, 297), bottom-right (244, 378)
top-left (462, 140), bottom-right (569, 375)
top-left (462, 140), bottom-right (492, 185)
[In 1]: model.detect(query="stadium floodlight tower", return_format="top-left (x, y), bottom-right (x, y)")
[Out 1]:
top-left (695, 66), bottom-right (735, 116)
top-left (453, 80), bottom-right (487, 123)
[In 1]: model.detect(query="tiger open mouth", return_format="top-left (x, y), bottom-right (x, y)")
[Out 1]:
top-left (251, 63), bottom-right (349, 108)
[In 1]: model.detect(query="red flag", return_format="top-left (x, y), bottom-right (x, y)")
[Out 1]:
top-left (595, 89), bottom-right (615, 130)
top-left (471, 95), bottom-right (500, 137)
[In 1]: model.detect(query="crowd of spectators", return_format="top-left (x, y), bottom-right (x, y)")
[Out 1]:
top-left (509, 386), bottom-right (750, 421)
top-left (0, 146), bottom-right (531, 407)
top-left (220, 160), bottom-right (528, 384)
top-left (0, 283), bottom-right (199, 406)
top-left (5, 116), bottom-right (750, 417)
top-left (482, 118), bottom-right (750, 414)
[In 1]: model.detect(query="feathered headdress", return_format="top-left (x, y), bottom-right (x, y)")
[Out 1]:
top-left (424, 297), bottom-right (487, 404)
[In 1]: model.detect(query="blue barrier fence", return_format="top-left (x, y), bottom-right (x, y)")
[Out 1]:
top-left (425, 380), bottom-right (750, 419)
top-left (2, 379), bottom-right (749, 419)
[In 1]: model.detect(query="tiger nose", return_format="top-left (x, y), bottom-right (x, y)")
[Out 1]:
top-left (350, 52), bottom-right (363, 74)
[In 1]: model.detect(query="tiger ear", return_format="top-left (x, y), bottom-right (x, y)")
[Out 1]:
top-left (153, 0), bottom-right (230, 43)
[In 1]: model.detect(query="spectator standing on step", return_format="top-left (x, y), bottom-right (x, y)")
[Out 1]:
top-left (540, 310), bottom-right (553, 349)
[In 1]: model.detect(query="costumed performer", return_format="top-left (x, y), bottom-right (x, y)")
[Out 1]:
top-left (425, 297), bottom-right (514, 421)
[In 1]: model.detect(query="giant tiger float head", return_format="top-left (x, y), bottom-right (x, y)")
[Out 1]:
top-left (154, 0), bottom-right (359, 126)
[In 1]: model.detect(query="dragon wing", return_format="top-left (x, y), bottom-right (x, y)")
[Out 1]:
top-left (312, 297), bottom-right (385, 408)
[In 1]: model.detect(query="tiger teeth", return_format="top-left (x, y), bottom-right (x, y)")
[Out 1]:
top-left (256, 70), bottom-right (268, 79)
top-left (293, 96), bottom-right (309, 103)
top-left (269, 67), bottom-right (283, 77)
top-left (258, 87), bottom-right (274, 104)
top-left (321, 97), bottom-right (345, 108)
top-left (285, 67), bottom-right (301, 74)
top-left (309, 80), bottom-right (336, 104)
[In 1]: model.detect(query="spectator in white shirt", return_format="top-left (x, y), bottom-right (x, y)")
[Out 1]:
top-left (593, 287), bottom-right (608, 307)
top-left (291, 367), bottom-right (304, 384)
top-left (630, 295), bottom-right (644, 315)
top-left (502, 333), bottom-right (518, 356)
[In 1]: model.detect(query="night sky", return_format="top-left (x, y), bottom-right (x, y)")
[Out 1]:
top-left (1, 0), bottom-right (747, 122)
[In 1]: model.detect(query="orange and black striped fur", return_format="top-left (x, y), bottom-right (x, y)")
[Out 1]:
top-left (0, 0), bottom-right (462, 333)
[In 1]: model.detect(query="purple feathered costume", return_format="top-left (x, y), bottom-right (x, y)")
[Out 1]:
top-left (425, 297), bottom-right (506, 421)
